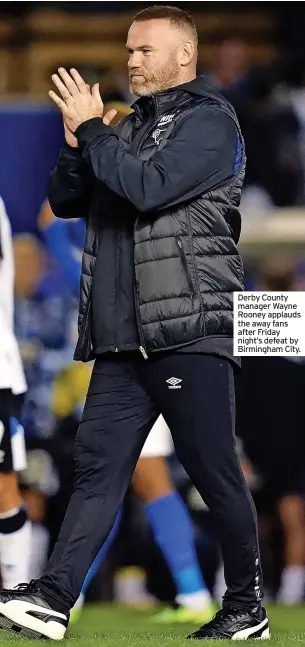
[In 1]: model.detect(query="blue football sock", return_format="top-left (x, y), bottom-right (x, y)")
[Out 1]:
top-left (145, 492), bottom-right (207, 596)
top-left (81, 507), bottom-right (122, 595)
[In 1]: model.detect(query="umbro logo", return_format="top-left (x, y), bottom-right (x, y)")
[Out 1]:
top-left (166, 377), bottom-right (182, 389)
top-left (157, 114), bottom-right (175, 126)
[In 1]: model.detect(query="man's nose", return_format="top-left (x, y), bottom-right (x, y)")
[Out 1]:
top-left (128, 52), bottom-right (143, 69)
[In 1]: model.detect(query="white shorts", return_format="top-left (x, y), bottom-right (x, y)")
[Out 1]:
top-left (140, 415), bottom-right (174, 458)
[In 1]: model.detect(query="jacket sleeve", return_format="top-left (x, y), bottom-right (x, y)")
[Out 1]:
top-left (48, 144), bottom-right (94, 220)
top-left (75, 108), bottom-right (238, 213)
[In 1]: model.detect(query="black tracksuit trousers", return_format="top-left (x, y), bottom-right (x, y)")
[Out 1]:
top-left (38, 353), bottom-right (263, 612)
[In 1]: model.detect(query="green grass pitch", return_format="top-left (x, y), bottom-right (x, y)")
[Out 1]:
top-left (0, 603), bottom-right (304, 646)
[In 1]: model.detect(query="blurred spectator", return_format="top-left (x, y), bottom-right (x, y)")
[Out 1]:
top-left (19, 438), bottom-right (60, 580)
top-left (13, 234), bottom-right (76, 439)
top-left (206, 36), bottom-right (252, 109)
top-left (238, 69), bottom-right (304, 209)
top-left (204, 35), bottom-right (304, 210)
top-left (280, 56), bottom-right (305, 198)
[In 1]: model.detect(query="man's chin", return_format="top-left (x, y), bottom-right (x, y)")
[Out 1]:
top-left (129, 80), bottom-right (151, 97)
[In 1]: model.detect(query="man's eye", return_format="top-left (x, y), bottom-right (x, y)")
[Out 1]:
top-left (143, 50), bottom-right (152, 54)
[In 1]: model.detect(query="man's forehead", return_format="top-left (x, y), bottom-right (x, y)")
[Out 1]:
top-left (127, 19), bottom-right (177, 47)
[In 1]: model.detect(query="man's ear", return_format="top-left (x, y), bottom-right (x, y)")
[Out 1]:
top-left (179, 40), bottom-right (195, 67)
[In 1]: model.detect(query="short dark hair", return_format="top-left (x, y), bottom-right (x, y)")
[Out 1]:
top-left (133, 5), bottom-right (198, 50)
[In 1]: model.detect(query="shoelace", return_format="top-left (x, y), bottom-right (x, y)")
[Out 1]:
top-left (4, 579), bottom-right (38, 594)
top-left (209, 607), bottom-right (249, 627)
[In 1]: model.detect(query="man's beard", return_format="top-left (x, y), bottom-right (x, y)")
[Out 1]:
top-left (129, 60), bottom-right (180, 96)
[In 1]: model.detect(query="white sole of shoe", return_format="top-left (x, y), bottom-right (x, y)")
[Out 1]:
top-left (0, 601), bottom-right (66, 640)
top-left (232, 618), bottom-right (270, 640)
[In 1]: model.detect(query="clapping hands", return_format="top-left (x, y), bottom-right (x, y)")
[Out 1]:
top-left (49, 68), bottom-right (118, 147)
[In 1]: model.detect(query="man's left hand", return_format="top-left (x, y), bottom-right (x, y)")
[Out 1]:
top-left (49, 68), bottom-right (117, 131)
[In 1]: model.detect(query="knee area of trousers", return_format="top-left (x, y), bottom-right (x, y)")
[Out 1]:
top-left (74, 437), bottom-right (106, 465)
top-left (73, 462), bottom-right (109, 492)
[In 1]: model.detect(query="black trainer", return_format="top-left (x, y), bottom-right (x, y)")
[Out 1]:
top-left (0, 580), bottom-right (69, 640)
top-left (187, 605), bottom-right (270, 640)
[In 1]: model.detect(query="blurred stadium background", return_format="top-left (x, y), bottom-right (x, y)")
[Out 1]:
top-left (1, 1), bottom-right (305, 639)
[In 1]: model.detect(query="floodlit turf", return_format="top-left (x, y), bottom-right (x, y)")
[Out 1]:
top-left (0, 603), bottom-right (304, 646)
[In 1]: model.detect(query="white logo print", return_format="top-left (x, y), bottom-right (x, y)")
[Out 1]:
top-left (166, 377), bottom-right (182, 389)
top-left (158, 114), bottom-right (175, 126)
top-left (152, 128), bottom-right (167, 145)
top-left (152, 114), bottom-right (176, 146)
